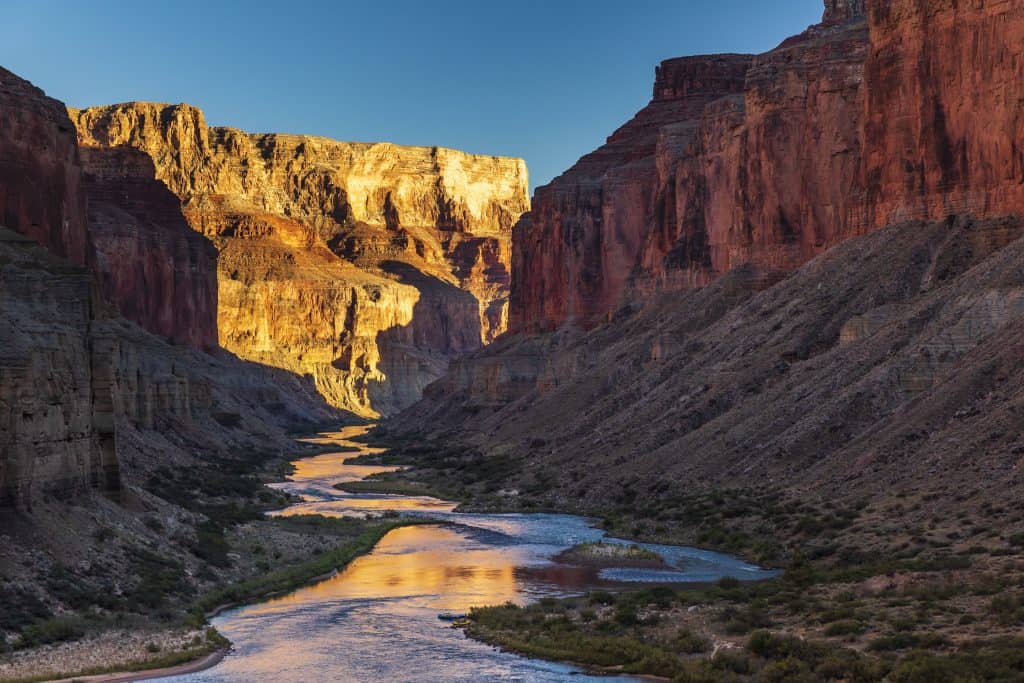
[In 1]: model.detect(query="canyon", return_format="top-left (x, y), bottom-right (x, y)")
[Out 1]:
top-left (71, 105), bottom-right (529, 416)
top-left (4, 0), bottom-right (1024, 677)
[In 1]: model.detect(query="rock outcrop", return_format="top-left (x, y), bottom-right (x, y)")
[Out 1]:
top-left (510, 4), bottom-right (869, 332)
top-left (71, 104), bottom-right (529, 416)
top-left (0, 68), bottom-right (116, 510)
top-left (0, 66), bottom-right (343, 510)
top-left (510, 0), bottom-right (1024, 336)
top-left (859, 0), bottom-right (1024, 227)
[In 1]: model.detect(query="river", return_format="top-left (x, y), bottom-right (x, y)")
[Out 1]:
top-left (164, 426), bottom-right (776, 682)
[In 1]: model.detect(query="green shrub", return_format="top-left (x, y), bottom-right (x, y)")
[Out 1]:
top-left (675, 628), bottom-right (709, 654)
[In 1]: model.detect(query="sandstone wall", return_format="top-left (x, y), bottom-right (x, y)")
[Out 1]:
top-left (859, 0), bottom-right (1024, 226)
top-left (71, 104), bottom-right (529, 416)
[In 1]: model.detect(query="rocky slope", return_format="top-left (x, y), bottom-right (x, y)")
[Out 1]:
top-left (396, 0), bottom-right (1024, 520)
top-left (71, 104), bottom-right (529, 416)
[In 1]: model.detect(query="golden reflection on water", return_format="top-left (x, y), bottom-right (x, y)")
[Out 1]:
top-left (274, 496), bottom-right (456, 516)
top-left (248, 525), bottom-right (523, 613)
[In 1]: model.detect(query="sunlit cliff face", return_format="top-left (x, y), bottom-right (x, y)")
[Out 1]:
top-left (71, 104), bottom-right (530, 418)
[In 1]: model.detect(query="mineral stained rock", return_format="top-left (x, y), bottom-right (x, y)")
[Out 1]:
top-left (79, 145), bottom-right (219, 350)
top-left (71, 104), bottom-right (530, 416)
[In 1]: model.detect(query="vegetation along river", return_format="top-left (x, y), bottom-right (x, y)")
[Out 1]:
top-left (163, 426), bottom-right (776, 682)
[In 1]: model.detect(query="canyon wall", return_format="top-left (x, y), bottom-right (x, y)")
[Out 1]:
top-left (71, 104), bottom-right (529, 415)
top-left (510, 0), bottom-right (1024, 335)
top-left (0, 68), bottom-right (89, 265)
top-left (860, 0), bottom-right (1024, 227)
top-left (399, 0), bottom-right (1024, 508)
top-left (0, 68), bottom-right (117, 510)
top-left (79, 146), bottom-right (219, 349)
top-left (510, 8), bottom-right (870, 333)
top-left (0, 231), bottom-right (117, 509)
top-left (0, 66), bottom-right (343, 510)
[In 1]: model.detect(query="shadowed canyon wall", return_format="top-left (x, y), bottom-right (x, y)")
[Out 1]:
top-left (398, 0), bottom-right (1024, 507)
top-left (70, 104), bottom-right (529, 416)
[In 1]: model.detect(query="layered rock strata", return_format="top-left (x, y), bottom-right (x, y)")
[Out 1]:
top-left (71, 104), bottom-right (529, 416)
top-left (0, 231), bottom-right (118, 509)
top-left (0, 67), bottom-right (89, 265)
top-left (0, 66), bottom-right (341, 510)
top-left (79, 146), bottom-right (218, 349)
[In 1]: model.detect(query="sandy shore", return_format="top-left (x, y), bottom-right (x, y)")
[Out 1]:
top-left (43, 647), bottom-right (228, 683)
top-left (0, 628), bottom-right (223, 683)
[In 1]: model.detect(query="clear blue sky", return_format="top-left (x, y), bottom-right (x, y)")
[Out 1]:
top-left (2, 0), bottom-right (823, 191)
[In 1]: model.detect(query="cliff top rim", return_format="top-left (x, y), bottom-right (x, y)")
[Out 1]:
top-left (70, 101), bottom-right (529, 167)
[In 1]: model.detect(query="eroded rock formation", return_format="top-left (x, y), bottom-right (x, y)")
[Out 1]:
top-left (79, 146), bottom-right (218, 349)
top-left (71, 104), bottom-right (529, 415)
top-left (0, 231), bottom-right (117, 509)
top-left (510, 5), bottom-right (869, 332)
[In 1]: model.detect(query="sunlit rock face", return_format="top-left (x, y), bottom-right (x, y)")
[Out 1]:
top-left (71, 104), bottom-right (530, 416)
top-left (510, 0), bottom-right (1024, 337)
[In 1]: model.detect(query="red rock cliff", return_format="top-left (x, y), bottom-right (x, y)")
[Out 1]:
top-left (77, 145), bottom-right (219, 350)
top-left (859, 0), bottom-right (1024, 227)
top-left (511, 0), bottom-right (1024, 335)
top-left (0, 67), bottom-right (89, 264)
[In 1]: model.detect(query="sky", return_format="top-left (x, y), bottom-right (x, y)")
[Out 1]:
top-left (2, 0), bottom-right (823, 192)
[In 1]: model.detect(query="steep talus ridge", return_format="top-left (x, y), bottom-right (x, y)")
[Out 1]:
top-left (397, 0), bottom-right (1024, 515)
top-left (71, 104), bottom-right (530, 416)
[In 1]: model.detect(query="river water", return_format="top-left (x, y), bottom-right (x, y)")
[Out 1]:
top-left (165, 426), bottom-right (776, 683)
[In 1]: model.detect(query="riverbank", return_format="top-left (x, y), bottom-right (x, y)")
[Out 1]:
top-left (1, 518), bottom-right (418, 683)
top-left (362, 430), bottom-right (1024, 680)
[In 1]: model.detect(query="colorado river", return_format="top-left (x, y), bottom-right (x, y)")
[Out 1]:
top-left (164, 426), bottom-right (776, 682)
